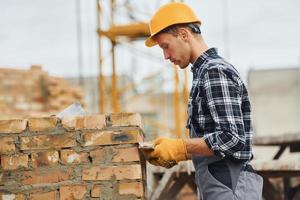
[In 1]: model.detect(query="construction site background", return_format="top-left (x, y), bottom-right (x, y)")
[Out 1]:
top-left (1, 0), bottom-right (300, 199)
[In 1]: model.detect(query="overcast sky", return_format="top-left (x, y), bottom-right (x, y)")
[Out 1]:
top-left (0, 0), bottom-right (300, 86)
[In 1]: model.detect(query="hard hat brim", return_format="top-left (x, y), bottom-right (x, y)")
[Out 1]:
top-left (145, 36), bottom-right (157, 47)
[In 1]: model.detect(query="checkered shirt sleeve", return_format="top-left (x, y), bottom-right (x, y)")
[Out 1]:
top-left (201, 66), bottom-right (250, 160)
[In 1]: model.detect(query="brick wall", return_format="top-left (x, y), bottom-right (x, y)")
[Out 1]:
top-left (0, 65), bottom-right (84, 120)
top-left (0, 113), bottom-right (146, 200)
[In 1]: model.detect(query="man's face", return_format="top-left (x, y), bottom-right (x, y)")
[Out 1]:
top-left (155, 32), bottom-right (190, 69)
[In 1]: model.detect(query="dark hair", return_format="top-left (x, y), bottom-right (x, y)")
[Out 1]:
top-left (159, 22), bottom-right (201, 36)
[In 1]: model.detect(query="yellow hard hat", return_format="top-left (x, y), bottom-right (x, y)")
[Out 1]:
top-left (145, 2), bottom-right (201, 47)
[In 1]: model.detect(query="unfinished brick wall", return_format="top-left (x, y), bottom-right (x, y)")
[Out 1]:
top-left (0, 113), bottom-right (146, 200)
top-left (0, 65), bottom-right (84, 120)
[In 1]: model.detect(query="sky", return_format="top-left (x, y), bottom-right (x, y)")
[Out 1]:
top-left (0, 0), bottom-right (300, 89)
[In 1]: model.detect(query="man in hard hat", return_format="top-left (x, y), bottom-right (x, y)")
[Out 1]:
top-left (143, 2), bottom-right (263, 200)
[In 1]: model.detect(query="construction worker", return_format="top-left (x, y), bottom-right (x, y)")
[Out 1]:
top-left (143, 2), bottom-right (263, 200)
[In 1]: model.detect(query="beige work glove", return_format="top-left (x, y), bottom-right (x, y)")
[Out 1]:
top-left (142, 137), bottom-right (188, 168)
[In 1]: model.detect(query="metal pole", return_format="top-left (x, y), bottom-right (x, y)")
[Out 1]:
top-left (110, 0), bottom-right (120, 112)
top-left (173, 67), bottom-right (181, 138)
top-left (111, 41), bottom-right (119, 112)
top-left (75, 0), bottom-right (84, 86)
top-left (96, 0), bottom-right (106, 113)
top-left (183, 70), bottom-right (189, 138)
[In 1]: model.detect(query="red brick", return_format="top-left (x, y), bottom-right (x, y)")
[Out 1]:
top-left (118, 182), bottom-right (144, 197)
top-left (20, 133), bottom-right (76, 150)
top-left (110, 113), bottom-right (143, 128)
top-left (0, 119), bottom-right (27, 134)
top-left (112, 147), bottom-right (140, 163)
top-left (114, 164), bottom-right (142, 180)
top-left (91, 185), bottom-right (101, 197)
top-left (0, 137), bottom-right (15, 153)
top-left (62, 115), bottom-right (106, 131)
top-left (61, 116), bottom-right (76, 131)
top-left (82, 166), bottom-right (113, 181)
top-left (30, 191), bottom-right (57, 200)
top-left (48, 87), bottom-right (63, 97)
top-left (89, 148), bottom-right (106, 164)
top-left (31, 151), bottom-right (59, 167)
top-left (70, 87), bottom-right (84, 99)
top-left (76, 115), bottom-right (106, 130)
top-left (60, 150), bottom-right (89, 164)
top-left (21, 168), bottom-right (72, 185)
top-left (0, 194), bottom-right (26, 200)
top-left (30, 102), bottom-right (44, 110)
top-left (28, 117), bottom-right (57, 132)
top-left (1, 155), bottom-right (28, 170)
top-left (45, 76), bottom-right (67, 86)
top-left (82, 164), bottom-right (141, 181)
top-left (60, 185), bottom-right (87, 200)
top-left (83, 129), bottom-right (143, 146)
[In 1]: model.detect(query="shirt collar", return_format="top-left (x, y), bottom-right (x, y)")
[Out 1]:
top-left (191, 48), bottom-right (218, 73)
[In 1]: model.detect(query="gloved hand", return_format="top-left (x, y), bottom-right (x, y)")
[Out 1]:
top-left (147, 157), bottom-right (177, 169)
top-left (143, 137), bottom-right (188, 168)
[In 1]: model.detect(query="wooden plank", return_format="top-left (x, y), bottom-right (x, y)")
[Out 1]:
top-left (291, 187), bottom-right (300, 200)
top-left (253, 133), bottom-right (300, 146)
top-left (187, 177), bottom-right (197, 194)
top-left (262, 178), bottom-right (282, 200)
top-left (252, 160), bottom-right (300, 179)
top-left (148, 162), bottom-right (197, 199)
top-left (251, 160), bottom-right (300, 171)
top-left (273, 145), bottom-right (287, 159)
top-left (283, 177), bottom-right (292, 200)
top-left (290, 144), bottom-right (300, 152)
top-left (150, 169), bottom-right (176, 200)
top-left (258, 171), bottom-right (300, 178)
top-left (161, 173), bottom-right (192, 199)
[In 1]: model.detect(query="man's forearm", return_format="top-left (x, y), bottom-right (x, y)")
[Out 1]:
top-left (185, 138), bottom-right (214, 156)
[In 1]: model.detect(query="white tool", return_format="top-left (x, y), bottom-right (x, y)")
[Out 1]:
top-left (56, 102), bottom-right (86, 119)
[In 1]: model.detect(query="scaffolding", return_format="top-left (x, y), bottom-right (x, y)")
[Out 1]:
top-left (96, 0), bottom-right (189, 139)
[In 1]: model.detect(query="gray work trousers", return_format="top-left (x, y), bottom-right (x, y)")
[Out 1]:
top-left (192, 154), bottom-right (263, 200)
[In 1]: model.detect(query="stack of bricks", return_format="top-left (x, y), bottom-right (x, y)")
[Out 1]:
top-left (44, 76), bottom-right (84, 113)
top-left (0, 113), bottom-right (146, 200)
top-left (0, 65), bottom-right (84, 120)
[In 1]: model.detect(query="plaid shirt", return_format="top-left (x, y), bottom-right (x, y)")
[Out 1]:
top-left (187, 48), bottom-right (253, 162)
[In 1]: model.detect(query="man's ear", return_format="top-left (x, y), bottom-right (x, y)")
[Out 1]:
top-left (178, 28), bottom-right (189, 41)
